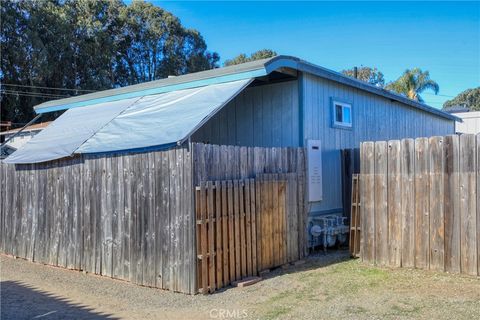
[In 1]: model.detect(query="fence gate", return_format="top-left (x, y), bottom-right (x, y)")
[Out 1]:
top-left (195, 173), bottom-right (299, 294)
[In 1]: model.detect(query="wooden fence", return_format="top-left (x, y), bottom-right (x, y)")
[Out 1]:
top-left (0, 147), bottom-right (196, 293)
top-left (193, 143), bottom-right (307, 258)
top-left (0, 142), bottom-right (307, 294)
top-left (360, 134), bottom-right (480, 276)
top-left (195, 173), bottom-right (300, 293)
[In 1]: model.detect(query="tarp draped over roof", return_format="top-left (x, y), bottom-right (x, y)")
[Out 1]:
top-left (4, 79), bottom-right (252, 164)
top-left (3, 97), bottom-right (140, 164)
top-left (77, 79), bottom-right (252, 153)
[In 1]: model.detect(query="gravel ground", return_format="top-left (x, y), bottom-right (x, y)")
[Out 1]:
top-left (1, 250), bottom-right (479, 320)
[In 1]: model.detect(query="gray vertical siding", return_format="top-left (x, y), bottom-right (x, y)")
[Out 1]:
top-left (192, 80), bottom-right (300, 147)
top-left (302, 73), bottom-right (455, 213)
top-left (192, 73), bottom-right (455, 215)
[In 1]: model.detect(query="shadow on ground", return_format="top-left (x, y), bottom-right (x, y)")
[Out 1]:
top-left (1, 280), bottom-right (117, 320)
top-left (261, 248), bottom-right (353, 278)
top-left (212, 248), bottom-right (353, 294)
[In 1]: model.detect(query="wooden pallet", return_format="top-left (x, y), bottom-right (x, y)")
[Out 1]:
top-left (195, 175), bottom-right (298, 294)
top-left (349, 174), bottom-right (361, 258)
top-left (196, 179), bottom-right (259, 293)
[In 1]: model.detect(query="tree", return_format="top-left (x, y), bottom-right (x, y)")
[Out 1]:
top-left (443, 87), bottom-right (480, 111)
top-left (115, 1), bottom-right (219, 84)
top-left (385, 68), bottom-right (439, 102)
top-left (224, 49), bottom-right (277, 66)
top-left (341, 66), bottom-right (385, 87)
top-left (0, 0), bottom-right (220, 124)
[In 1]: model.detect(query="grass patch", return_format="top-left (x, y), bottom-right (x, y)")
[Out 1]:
top-left (345, 305), bottom-right (368, 315)
top-left (254, 254), bottom-right (480, 320)
top-left (390, 303), bottom-right (422, 316)
top-left (263, 306), bottom-right (292, 320)
top-left (266, 290), bottom-right (294, 304)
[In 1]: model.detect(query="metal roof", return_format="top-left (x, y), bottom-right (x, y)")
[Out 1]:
top-left (34, 55), bottom-right (459, 122)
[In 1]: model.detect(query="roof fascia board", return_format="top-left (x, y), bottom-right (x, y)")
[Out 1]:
top-left (264, 57), bottom-right (299, 74)
top-left (35, 69), bottom-right (266, 114)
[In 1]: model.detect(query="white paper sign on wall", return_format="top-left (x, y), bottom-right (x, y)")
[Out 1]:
top-left (307, 139), bottom-right (323, 202)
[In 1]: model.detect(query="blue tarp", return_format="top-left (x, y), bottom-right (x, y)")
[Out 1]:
top-left (4, 79), bottom-right (252, 164)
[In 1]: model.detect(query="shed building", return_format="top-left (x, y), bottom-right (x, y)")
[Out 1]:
top-left (452, 111), bottom-right (480, 134)
top-left (0, 56), bottom-right (457, 294)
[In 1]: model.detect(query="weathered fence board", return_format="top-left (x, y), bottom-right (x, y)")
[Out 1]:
top-left (387, 140), bottom-right (402, 267)
top-left (429, 136), bottom-right (445, 271)
top-left (400, 139), bottom-right (415, 268)
top-left (361, 135), bottom-right (479, 276)
top-left (414, 138), bottom-right (430, 269)
top-left (444, 135), bottom-right (461, 273)
top-left (360, 142), bottom-right (375, 262)
top-left (459, 134), bottom-right (477, 275)
top-left (374, 141), bottom-right (388, 266)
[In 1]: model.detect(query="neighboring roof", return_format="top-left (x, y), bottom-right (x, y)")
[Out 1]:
top-left (0, 121), bottom-right (52, 136)
top-left (0, 144), bottom-right (16, 159)
top-left (33, 55), bottom-right (458, 122)
top-left (453, 110), bottom-right (480, 119)
top-left (444, 105), bottom-right (470, 113)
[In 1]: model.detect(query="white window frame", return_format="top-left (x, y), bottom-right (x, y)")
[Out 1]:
top-left (331, 99), bottom-right (353, 129)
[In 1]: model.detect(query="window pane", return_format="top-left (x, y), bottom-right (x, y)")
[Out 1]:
top-left (335, 104), bottom-right (343, 123)
top-left (343, 106), bottom-right (351, 124)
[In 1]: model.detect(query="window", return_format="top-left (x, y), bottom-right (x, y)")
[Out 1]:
top-left (332, 99), bottom-right (352, 129)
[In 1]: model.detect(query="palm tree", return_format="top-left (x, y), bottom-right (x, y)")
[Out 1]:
top-left (386, 68), bottom-right (439, 102)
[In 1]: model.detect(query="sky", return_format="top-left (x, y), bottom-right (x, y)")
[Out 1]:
top-left (150, 1), bottom-right (479, 109)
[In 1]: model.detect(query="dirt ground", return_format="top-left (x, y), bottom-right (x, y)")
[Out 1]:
top-left (1, 250), bottom-right (479, 320)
